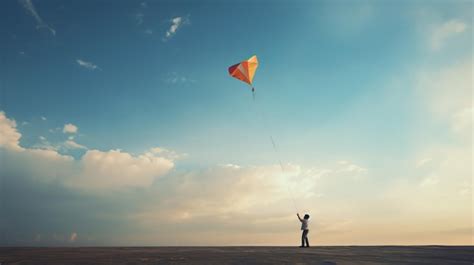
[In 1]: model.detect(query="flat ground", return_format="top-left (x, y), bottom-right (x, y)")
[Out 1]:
top-left (0, 246), bottom-right (472, 265)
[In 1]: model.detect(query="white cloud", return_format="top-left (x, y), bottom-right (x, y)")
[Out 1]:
top-left (142, 160), bottom-right (367, 221)
top-left (134, 2), bottom-right (148, 27)
top-left (41, 116), bottom-right (47, 121)
top-left (388, 143), bottom-right (471, 222)
top-left (452, 107), bottom-right (473, 134)
top-left (420, 175), bottom-right (439, 187)
top-left (18, 0), bottom-right (56, 36)
top-left (417, 60), bottom-right (472, 137)
top-left (164, 16), bottom-right (188, 40)
top-left (431, 19), bottom-right (467, 51)
top-left (64, 140), bottom-right (87, 150)
top-left (35, 137), bottom-right (86, 152)
top-left (76, 59), bottom-right (100, 71)
top-left (458, 182), bottom-right (470, 196)
top-left (416, 158), bottom-right (432, 168)
top-left (29, 147), bottom-right (73, 162)
top-left (1, 110), bottom-right (175, 191)
top-left (0, 111), bottom-right (23, 151)
top-left (337, 160), bottom-right (368, 178)
top-left (63, 123), bottom-right (78, 134)
top-left (49, 127), bottom-right (61, 133)
top-left (0, 112), bottom-right (74, 165)
top-left (33, 139), bottom-right (59, 151)
top-left (377, 57), bottom-right (472, 241)
top-left (147, 147), bottom-right (186, 160)
top-left (136, 163), bottom-right (303, 223)
top-left (4, 145), bottom-right (173, 191)
top-left (70, 149), bottom-right (174, 190)
top-left (164, 72), bottom-right (195, 84)
top-left (6, 104), bottom-right (469, 244)
top-left (221, 163), bottom-right (241, 169)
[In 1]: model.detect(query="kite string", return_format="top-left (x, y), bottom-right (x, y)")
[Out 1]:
top-left (251, 87), bottom-right (299, 214)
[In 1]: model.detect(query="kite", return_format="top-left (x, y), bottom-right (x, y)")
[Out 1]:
top-left (228, 55), bottom-right (259, 92)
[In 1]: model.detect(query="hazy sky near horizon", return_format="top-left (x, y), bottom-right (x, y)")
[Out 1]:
top-left (0, 0), bottom-right (472, 246)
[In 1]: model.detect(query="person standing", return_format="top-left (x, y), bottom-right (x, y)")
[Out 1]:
top-left (297, 213), bottom-right (310, 247)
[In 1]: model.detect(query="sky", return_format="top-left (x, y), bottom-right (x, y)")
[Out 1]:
top-left (0, 0), bottom-right (472, 246)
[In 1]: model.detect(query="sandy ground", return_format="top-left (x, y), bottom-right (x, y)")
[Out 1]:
top-left (0, 246), bottom-right (472, 265)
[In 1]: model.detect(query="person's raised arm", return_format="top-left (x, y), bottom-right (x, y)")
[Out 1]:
top-left (297, 213), bottom-right (303, 222)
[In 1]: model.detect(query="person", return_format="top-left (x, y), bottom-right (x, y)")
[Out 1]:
top-left (297, 213), bottom-right (310, 247)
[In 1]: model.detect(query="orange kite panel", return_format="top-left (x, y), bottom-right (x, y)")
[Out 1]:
top-left (228, 55), bottom-right (259, 86)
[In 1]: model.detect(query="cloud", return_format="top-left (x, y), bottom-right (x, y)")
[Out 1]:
top-left (1, 110), bottom-right (174, 191)
top-left (2, 112), bottom-right (470, 246)
top-left (49, 127), bottom-right (61, 133)
top-left (18, 0), bottom-right (56, 36)
top-left (35, 137), bottom-right (87, 152)
top-left (164, 72), bottom-right (195, 84)
top-left (0, 125), bottom-right (174, 246)
top-left (71, 149), bottom-right (174, 190)
top-left (416, 60), bottom-right (472, 137)
top-left (0, 111), bottom-right (23, 151)
top-left (76, 59), bottom-right (101, 71)
top-left (451, 107), bottom-right (473, 134)
top-left (63, 123), bottom-right (78, 134)
top-left (387, 144), bottom-right (471, 232)
top-left (34, 136), bottom-right (59, 151)
top-left (147, 147), bottom-right (186, 160)
top-left (416, 158), bottom-right (432, 168)
top-left (2, 59), bottom-right (472, 246)
top-left (133, 3), bottom-right (148, 29)
top-left (378, 58), bottom-right (473, 244)
top-left (41, 116), bottom-right (47, 121)
top-left (1, 112), bottom-right (373, 245)
top-left (0, 111), bottom-right (74, 164)
top-left (420, 175), bottom-right (439, 187)
top-left (431, 19), bottom-right (467, 51)
top-left (337, 160), bottom-right (368, 174)
top-left (164, 16), bottom-right (189, 40)
top-left (144, 29), bottom-right (153, 35)
top-left (64, 140), bottom-right (87, 150)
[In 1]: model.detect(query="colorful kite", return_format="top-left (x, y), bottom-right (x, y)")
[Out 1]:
top-left (228, 55), bottom-right (259, 92)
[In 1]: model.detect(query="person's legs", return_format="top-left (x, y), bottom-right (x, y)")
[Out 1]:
top-left (304, 230), bottom-right (310, 247)
top-left (302, 230), bottom-right (309, 247)
top-left (300, 230), bottom-right (305, 247)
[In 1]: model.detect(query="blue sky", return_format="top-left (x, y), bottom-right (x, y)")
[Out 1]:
top-left (0, 0), bottom-right (472, 246)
